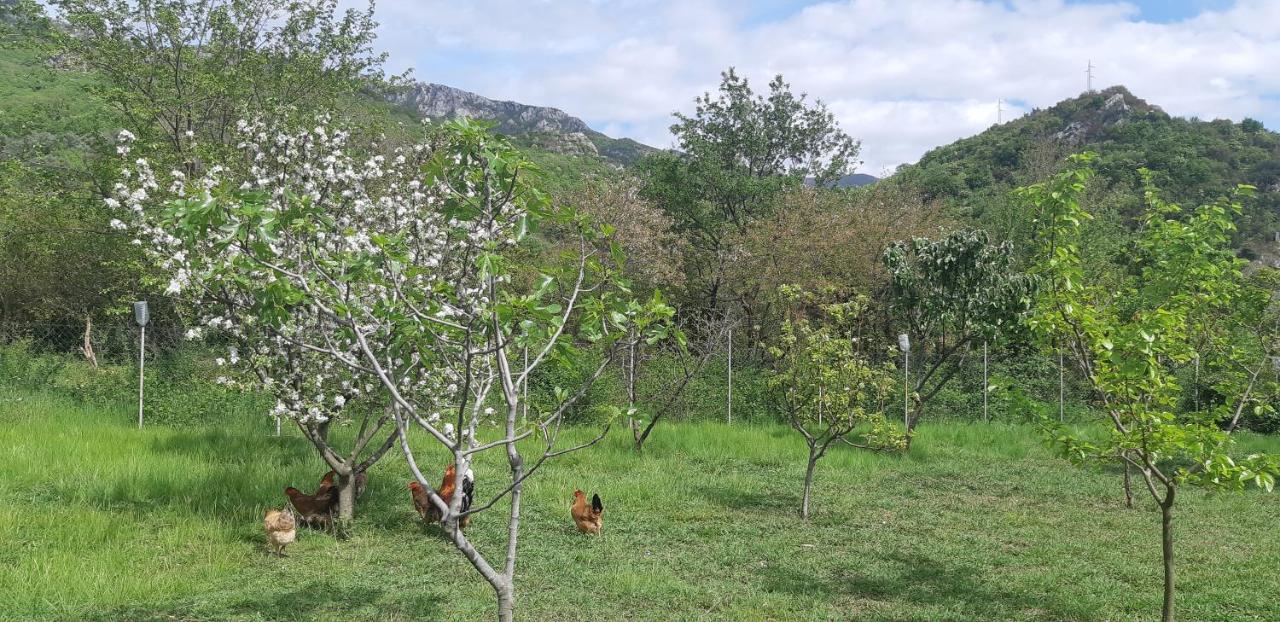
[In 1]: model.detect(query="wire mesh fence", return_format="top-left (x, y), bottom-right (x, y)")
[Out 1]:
top-left (4, 314), bottom-right (1260, 429)
top-left (0, 314), bottom-right (190, 365)
top-left (615, 328), bottom-right (1101, 428)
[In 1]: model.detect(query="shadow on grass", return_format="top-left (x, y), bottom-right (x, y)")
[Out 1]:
top-left (16, 426), bottom-right (363, 528)
top-left (760, 550), bottom-right (1093, 621)
top-left (691, 482), bottom-right (793, 514)
top-left (149, 427), bottom-right (317, 468)
top-left (227, 582), bottom-right (391, 618)
top-left (141, 426), bottom-right (423, 527)
top-left (78, 581), bottom-right (441, 621)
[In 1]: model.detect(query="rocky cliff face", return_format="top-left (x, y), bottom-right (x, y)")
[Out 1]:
top-left (392, 82), bottom-right (592, 135)
top-left (388, 82), bottom-right (658, 165)
top-left (1052, 86), bottom-right (1167, 146)
top-left (389, 82), bottom-right (598, 157)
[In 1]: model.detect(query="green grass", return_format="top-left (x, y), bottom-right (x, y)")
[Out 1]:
top-left (1, 387), bottom-right (1278, 621)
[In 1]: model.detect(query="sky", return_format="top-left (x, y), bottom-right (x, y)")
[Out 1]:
top-left (344, 0), bottom-right (1280, 174)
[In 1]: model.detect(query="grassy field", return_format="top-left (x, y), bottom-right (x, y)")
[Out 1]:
top-left (1, 387), bottom-right (1278, 621)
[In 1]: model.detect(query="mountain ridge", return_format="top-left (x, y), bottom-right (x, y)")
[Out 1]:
top-left (388, 82), bottom-right (659, 166)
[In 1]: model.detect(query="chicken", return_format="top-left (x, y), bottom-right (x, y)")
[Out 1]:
top-left (354, 470), bottom-right (368, 500)
top-left (263, 508), bottom-right (296, 556)
top-left (322, 469), bottom-right (368, 501)
top-left (571, 489), bottom-right (604, 535)
top-left (408, 463), bottom-right (475, 529)
top-left (284, 471), bottom-right (336, 529)
top-left (408, 480), bottom-right (432, 522)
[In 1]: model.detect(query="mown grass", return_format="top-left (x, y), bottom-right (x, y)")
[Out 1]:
top-left (1, 386), bottom-right (1278, 621)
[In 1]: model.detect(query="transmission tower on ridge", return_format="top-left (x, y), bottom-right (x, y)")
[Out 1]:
top-left (1086, 59), bottom-right (1096, 93)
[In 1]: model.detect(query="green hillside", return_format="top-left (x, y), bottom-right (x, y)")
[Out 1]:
top-left (897, 86), bottom-right (1280, 259)
top-left (0, 16), bottom-right (621, 326)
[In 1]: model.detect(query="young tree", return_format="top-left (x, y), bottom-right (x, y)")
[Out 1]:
top-left (768, 287), bottom-right (904, 519)
top-left (1022, 154), bottom-right (1279, 622)
top-left (626, 310), bottom-right (731, 452)
top-left (115, 117), bottom-right (672, 620)
top-left (638, 68), bottom-right (860, 323)
top-left (0, 0), bottom-right (385, 329)
top-left (882, 229), bottom-right (1034, 447)
top-left (538, 178), bottom-right (696, 453)
top-left (53, 0), bottom-right (385, 167)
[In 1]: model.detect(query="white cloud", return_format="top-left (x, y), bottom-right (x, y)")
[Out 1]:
top-left (352, 0), bottom-right (1280, 172)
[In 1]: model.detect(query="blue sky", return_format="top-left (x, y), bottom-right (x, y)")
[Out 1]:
top-left (1070, 0), bottom-right (1236, 22)
top-left (352, 0), bottom-right (1279, 172)
top-left (731, 0), bottom-right (1237, 25)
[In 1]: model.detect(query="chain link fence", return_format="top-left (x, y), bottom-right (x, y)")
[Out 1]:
top-left (608, 328), bottom-right (1100, 427)
top-left (4, 314), bottom-right (1270, 430)
top-left (0, 314), bottom-right (189, 365)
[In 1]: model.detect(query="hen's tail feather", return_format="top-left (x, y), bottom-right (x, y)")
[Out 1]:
top-left (591, 493), bottom-right (603, 513)
top-left (461, 470), bottom-right (475, 513)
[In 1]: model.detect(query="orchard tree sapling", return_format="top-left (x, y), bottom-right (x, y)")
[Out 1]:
top-left (1022, 154), bottom-right (1279, 622)
top-left (627, 311), bottom-right (732, 452)
top-left (768, 287), bottom-right (903, 519)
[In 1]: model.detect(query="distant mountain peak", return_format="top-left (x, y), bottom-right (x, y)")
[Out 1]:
top-left (901, 84), bottom-right (1279, 249)
top-left (1049, 86), bottom-right (1168, 146)
top-left (805, 172), bottom-right (879, 188)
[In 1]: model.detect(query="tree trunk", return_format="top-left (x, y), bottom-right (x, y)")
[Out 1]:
top-left (633, 414), bottom-right (663, 452)
top-left (903, 401), bottom-right (925, 451)
top-left (496, 582), bottom-right (515, 622)
top-left (1122, 461), bottom-right (1134, 509)
top-left (336, 473), bottom-right (356, 523)
top-left (800, 451), bottom-right (818, 520)
top-left (1161, 495), bottom-right (1176, 622)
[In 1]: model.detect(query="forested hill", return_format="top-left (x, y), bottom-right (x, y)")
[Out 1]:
top-left (895, 86), bottom-right (1280, 258)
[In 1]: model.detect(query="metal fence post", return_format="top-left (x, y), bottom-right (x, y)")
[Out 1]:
top-left (133, 301), bottom-right (149, 430)
top-left (983, 340), bottom-right (989, 423)
top-left (1058, 350), bottom-right (1065, 423)
top-left (138, 324), bottom-right (146, 429)
top-left (898, 334), bottom-right (910, 429)
top-left (726, 326), bottom-right (733, 425)
top-left (523, 347), bottom-right (529, 427)
top-left (817, 385), bottom-right (823, 427)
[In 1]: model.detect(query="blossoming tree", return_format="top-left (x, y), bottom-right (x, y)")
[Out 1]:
top-left (115, 116), bottom-right (673, 620)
